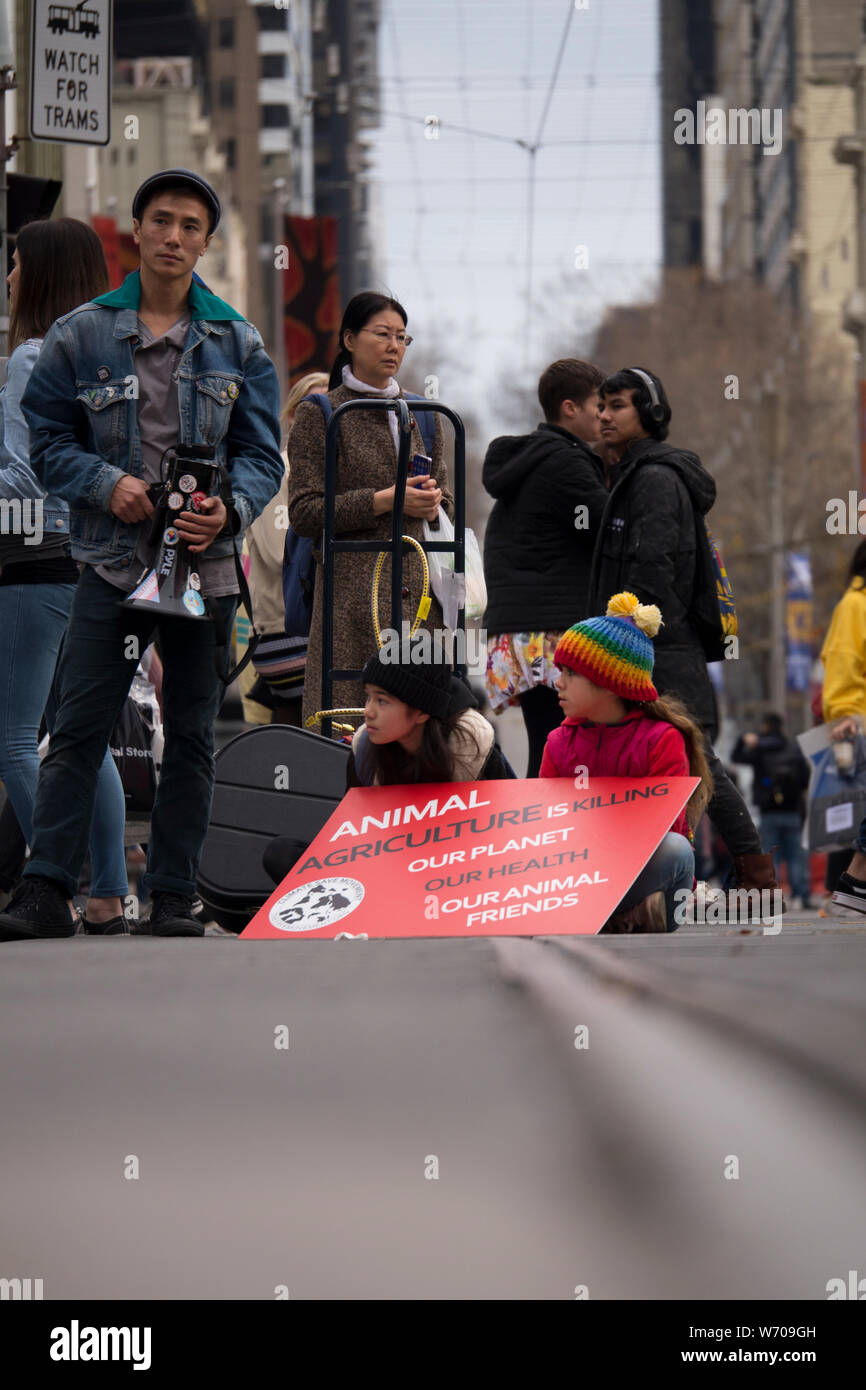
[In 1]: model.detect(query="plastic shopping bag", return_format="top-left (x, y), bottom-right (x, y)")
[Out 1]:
top-left (797, 725), bottom-right (866, 852)
top-left (422, 508), bottom-right (487, 629)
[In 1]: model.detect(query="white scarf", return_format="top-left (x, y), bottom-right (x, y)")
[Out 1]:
top-left (342, 364), bottom-right (401, 453)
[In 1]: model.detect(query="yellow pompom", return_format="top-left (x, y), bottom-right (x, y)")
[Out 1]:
top-left (606, 590), bottom-right (662, 638)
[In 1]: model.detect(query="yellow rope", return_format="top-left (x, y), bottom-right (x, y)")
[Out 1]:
top-left (371, 534), bottom-right (431, 648)
top-left (309, 535), bottom-right (432, 734)
top-left (304, 707), bottom-right (366, 734)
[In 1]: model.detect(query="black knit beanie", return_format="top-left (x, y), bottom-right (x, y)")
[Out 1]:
top-left (362, 637), bottom-right (452, 718)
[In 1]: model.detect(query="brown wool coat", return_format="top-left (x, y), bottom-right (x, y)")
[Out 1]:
top-left (287, 384), bottom-right (455, 729)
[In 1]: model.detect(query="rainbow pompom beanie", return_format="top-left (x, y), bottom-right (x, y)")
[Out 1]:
top-left (553, 592), bottom-right (662, 703)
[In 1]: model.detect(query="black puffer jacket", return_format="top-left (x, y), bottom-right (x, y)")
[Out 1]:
top-left (731, 731), bottom-right (810, 813)
top-left (482, 423), bottom-right (608, 634)
top-left (588, 437), bottom-right (719, 733)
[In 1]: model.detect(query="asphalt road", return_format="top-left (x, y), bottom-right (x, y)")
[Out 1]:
top-left (1, 909), bottom-right (864, 1300)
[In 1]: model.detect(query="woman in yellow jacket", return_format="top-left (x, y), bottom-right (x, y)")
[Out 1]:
top-left (821, 542), bottom-right (866, 911)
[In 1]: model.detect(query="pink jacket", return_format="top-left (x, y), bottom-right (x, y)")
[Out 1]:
top-left (539, 708), bottom-right (693, 840)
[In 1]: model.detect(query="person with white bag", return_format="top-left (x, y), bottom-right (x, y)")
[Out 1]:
top-left (820, 541), bottom-right (866, 912)
top-left (288, 293), bottom-right (454, 730)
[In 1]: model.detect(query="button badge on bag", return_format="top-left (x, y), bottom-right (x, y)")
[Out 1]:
top-left (163, 527), bottom-right (179, 547)
top-left (178, 473), bottom-right (197, 494)
top-left (183, 589), bottom-right (206, 617)
top-left (167, 491), bottom-right (184, 510)
top-left (188, 571), bottom-right (201, 591)
top-left (227, 382), bottom-right (239, 400)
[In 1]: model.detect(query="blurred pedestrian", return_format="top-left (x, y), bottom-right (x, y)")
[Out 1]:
top-left (0, 217), bottom-right (128, 932)
top-left (588, 367), bottom-right (781, 910)
top-left (483, 358), bottom-right (608, 775)
top-left (732, 713), bottom-right (812, 907)
top-left (287, 292), bottom-right (454, 731)
top-left (820, 541), bottom-right (866, 913)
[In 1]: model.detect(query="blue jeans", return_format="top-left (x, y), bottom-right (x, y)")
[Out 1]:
top-left (616, 831), bottom-right (695, 931)
top-left (0, 581), bottom-right (127, 897)
top-left (760, 810), bottom-right (809, 901)
top-left (24, 568), bottom-right (236, 899)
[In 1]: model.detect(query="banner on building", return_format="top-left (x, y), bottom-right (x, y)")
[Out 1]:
top-left (281, 215), bottom-right (339, 385)
top-left (786, 551), bottom-right (813, 693)
top-left (241, 776), bottom-right (698, 940)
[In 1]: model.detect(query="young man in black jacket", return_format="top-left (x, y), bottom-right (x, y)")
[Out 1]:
top-left (483, 358), bottom-right (608, 774)
top-left (588, 367), bottom-right (780, 906)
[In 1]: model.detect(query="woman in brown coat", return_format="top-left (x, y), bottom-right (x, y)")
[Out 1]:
top-left (287, 292), bottom-right (454, 730)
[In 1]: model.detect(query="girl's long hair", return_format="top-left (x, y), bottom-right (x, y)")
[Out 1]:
top-left (328, 291), bottom-right (408, 389)
top-left (10, 218), bottom-right (110, 351)
top-left (626, 693), bottom-right (714, 830)
top-left (370, 709), bottom-right (481, 785)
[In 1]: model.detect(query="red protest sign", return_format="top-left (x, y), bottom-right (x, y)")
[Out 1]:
top-left (241, 776), bottom-right (698, 940)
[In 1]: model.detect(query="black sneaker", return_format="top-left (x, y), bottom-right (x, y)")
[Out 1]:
top-left (145, 892), bottom-right (204, 938)
top-left (0, 877), bottom-right (77, 942)
top-left (831, 872), bottom-right (866, 915)
top-left (83, 915), bottom-right (128, 935)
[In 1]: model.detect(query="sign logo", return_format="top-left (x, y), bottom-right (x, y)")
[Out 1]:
top-left (269, 878), bottom-right (365, 932)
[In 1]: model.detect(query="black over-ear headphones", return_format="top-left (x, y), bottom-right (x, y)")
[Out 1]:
top-left (626, 367), bottom-right (667, 425)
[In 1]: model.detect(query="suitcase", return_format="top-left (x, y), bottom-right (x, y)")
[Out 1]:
top-left (197, 724), bottom-right (350, 932)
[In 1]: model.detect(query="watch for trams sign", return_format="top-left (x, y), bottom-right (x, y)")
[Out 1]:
top-left (30, 0), bottom-right (113, 146)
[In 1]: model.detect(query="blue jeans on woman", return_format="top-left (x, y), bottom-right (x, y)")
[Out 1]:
top-left (616, 831), bottom-right (695, 931)
top-left (0, 581), bottom-right (127, 898)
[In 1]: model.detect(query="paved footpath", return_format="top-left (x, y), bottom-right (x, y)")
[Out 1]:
top-left (0, 909), bottom-right (864, 1299)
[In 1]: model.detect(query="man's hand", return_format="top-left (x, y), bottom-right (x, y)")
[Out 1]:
top-left (110, 475), bottom-right (154, 523)
top-left (176, 496), bottom-right (228, 554)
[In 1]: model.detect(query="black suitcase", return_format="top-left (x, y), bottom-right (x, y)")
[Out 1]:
top-left (197, 725), bottom-right (350, 932)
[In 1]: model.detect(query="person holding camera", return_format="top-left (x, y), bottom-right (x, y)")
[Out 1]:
top-left (0, 169), bottom-right (283, 941)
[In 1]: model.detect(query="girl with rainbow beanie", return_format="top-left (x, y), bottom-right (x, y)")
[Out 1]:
top-left (540, 592), bottom-right (713, 931)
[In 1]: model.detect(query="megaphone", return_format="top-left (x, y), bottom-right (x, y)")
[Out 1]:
top-left (123, 445), bottom-right (220, 620)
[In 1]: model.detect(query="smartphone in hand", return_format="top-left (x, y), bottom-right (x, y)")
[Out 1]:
top-left (408, 453), bottom-right (433, 487)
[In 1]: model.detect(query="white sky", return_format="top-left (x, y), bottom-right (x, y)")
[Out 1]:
top-left (370, 0), bottom-right (662, 431)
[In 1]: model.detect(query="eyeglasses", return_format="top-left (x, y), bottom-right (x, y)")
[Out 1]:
top-left (360, 329), bottom-right (413, 347)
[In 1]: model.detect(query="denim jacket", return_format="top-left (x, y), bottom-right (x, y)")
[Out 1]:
top-left (20, 270), bottom-right (283, 571)
top-left (0, 338), bottom-right (70, 543)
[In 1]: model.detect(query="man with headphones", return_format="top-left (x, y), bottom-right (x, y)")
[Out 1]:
top-left (588, 367), bottom-right (780, 910)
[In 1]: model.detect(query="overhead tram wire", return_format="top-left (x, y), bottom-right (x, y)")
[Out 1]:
top-left (522, 0), bottom-right (576, 367)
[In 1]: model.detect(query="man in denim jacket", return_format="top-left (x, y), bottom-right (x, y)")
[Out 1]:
top-left (0, 169), bottom-right (283, 940)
